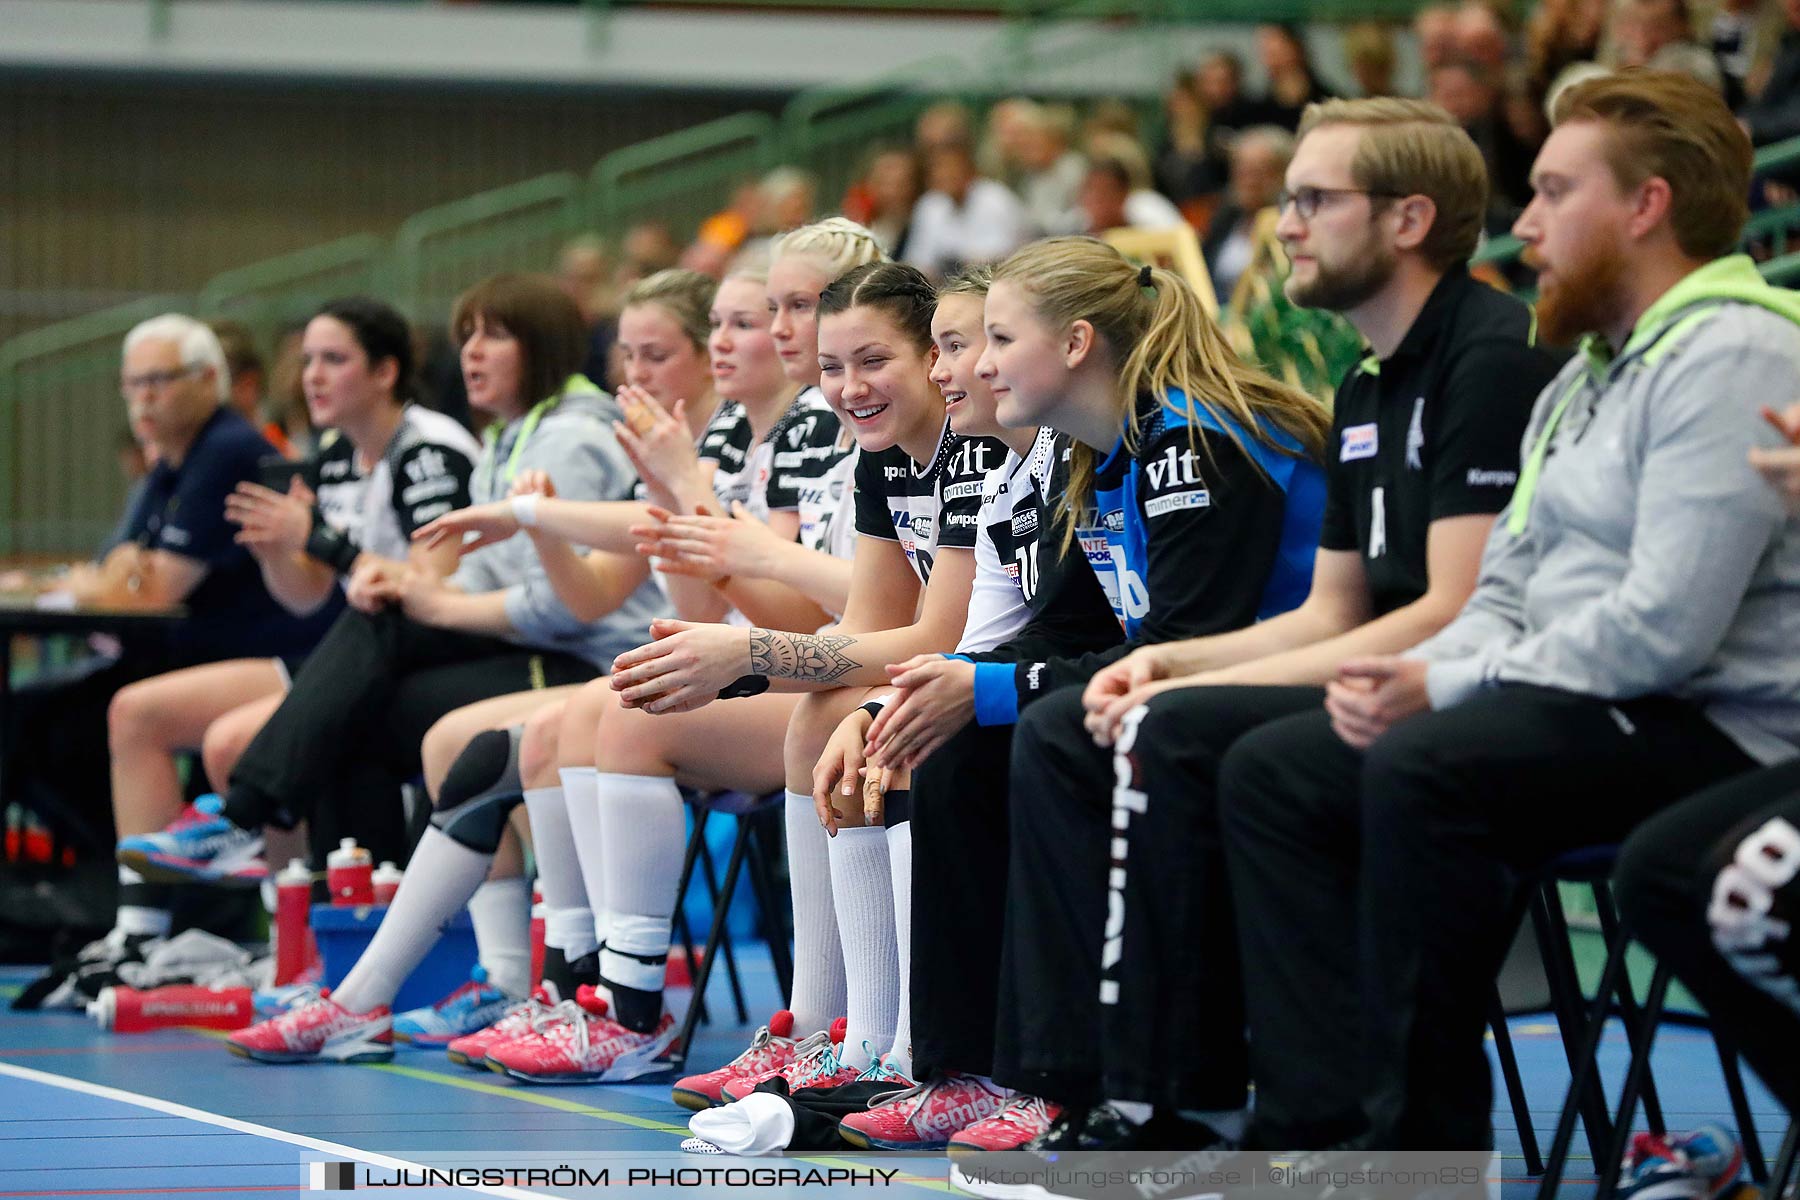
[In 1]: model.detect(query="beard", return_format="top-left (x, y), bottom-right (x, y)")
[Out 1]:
top-left (1532, 236), bottom-right (1629, 347)
top-left (1284, 239), bottom-right (1399, 312)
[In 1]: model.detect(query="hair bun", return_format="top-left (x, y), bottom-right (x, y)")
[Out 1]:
top-left (1138, 264), bottom-right (1155, 290)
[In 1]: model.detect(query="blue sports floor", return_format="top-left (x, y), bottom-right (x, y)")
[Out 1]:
top-left (0, 952), bottom-right (1787, 1200)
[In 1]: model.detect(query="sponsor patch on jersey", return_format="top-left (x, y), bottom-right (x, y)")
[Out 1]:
top-left (1101, 508), bottom-right (1126, 533)
top-left (945, 511), bottom-right (978, 528)
top-left (1340, 423), bottom-right (1379, 461)
top-left (1466, 467), bottom-right (1519, 487)
top-left (911, 514), bottom-right (935, 541)
top-left (401, 477), bottom-right (461, 504)
top-left (884, 466), bottom-right (910, 481)
top-left (1011, 507), bottom-right (1040, 538)
top-left (943, 481), bottom-right (984, 501)
top-left (1144, 488), bottom-right (1212, 518)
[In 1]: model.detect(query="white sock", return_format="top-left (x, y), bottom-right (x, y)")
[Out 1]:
top-left (115, 864), bottom-right (171, 938)
top-left (594, 772), bottom-right (684, 993)
top-left (784, 790), bottom-right (845, 1034)
top-left (827, 824), bottom-right (898, 1073)
top-left (522, 786), bottom-right (597, 959)
top-left (885, 821), bottom-right (914, 1078)
top-left (467, 876), bottom-right (532, 998)
top-left (331, 829), bottom-right (491, 1013)
top-left (557, 767), bottom-right (612, 948)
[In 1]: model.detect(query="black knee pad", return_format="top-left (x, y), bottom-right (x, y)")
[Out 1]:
top-left (1707, 811), bottom-right (1800, 1016)
top-left (430, 727), bottom-right (524, 854)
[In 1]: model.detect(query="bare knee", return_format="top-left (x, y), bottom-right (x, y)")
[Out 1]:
top-left (783, 690), bottom-right (852, 790)
top-left (518, 701), bottom-right (566, 788)
top-left (107, 681), bottom-right (161, 749)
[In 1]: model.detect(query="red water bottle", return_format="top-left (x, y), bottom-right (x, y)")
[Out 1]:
top-left (274, 857), bottom-right (315, 986)
top-left (326, 838), bottom-right (373, 907)
top-left (372, 861), bottom-right (404, 906)
top-left (529, 882), bottom-right (546, 991)
top-left (90, 984), bottom-right (255, 1032)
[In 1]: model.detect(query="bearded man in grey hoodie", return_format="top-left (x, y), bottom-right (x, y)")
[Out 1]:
top-left (1214, 70), bottom-right (1800, 1152)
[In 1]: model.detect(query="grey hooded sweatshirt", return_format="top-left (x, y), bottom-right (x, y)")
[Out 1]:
top-left (452, 377), bottom-right (663, 667)
top-left (1408, 255), bottom-right (1800, 764)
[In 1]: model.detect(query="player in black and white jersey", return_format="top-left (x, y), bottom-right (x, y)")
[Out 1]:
top-left (605, 261), bottom-right (1005, 1098)
top-left (796, 269), bottom-right (1120, 1151)
top-left (95, 298), bottom-right (477, 968)
top-left (297, 225), bottom-right (889, 1080)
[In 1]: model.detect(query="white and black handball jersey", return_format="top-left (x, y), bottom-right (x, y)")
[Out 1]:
top-left (306, 406), bottom-right (480, 564)
top-left (796, 437), bottom-right (860, 563)
top-left (852, 417), bottom-right (1006, 586)
top-left (699, 387), bottom-right (842, 523)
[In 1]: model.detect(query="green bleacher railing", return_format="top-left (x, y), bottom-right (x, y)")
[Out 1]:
top-left (393, 172), bottom-right (584, 325)
top-left (197, 233), bottom-right (391, 352)
top-left (15, 4), bottom-right (1800, 557)
top-left (589, 113), bottom-right (782, 242)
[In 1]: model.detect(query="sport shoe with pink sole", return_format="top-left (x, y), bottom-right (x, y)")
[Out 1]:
top-left (670, 1010), bottom-right (800, 1111)
top-left (226, 991), bottom-right (392, 1064)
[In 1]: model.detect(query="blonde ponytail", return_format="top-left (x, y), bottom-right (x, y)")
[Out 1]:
top-left (992, 237), bottom-right (1330, 552)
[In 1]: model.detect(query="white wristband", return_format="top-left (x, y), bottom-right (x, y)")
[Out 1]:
top-left (511, 493), bottom-right (541, 528)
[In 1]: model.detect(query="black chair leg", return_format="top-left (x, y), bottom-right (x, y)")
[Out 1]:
top-left (1536, 909), bottom-right (1636, 1200)
top-left (697, 833), bottom-right (747, 1027)
top-left (1492, 989), bottom-right (1545, 1175)
top-left (1593, 882), bottom-right (1666, 1137)
top-left (675, 808), bottom-right (710, 1028)
top-left (1766, 1118), bottom-right (1798, 1200)
top-left (1716, 1033), bottom-right (1771, 1184)
top-left (743, 806), bottom-right (794, 1008)
top-left (673, 815), bottom-right (755, 1068)
top-left (1595, 962), bottom-right (1673, 1200)
top-left (1535, 886), bottom-right (1615, 1171)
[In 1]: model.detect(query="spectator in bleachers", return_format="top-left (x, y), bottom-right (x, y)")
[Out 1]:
top-left (615, 222), bottom-right (682, 296)
top-left (1455, 0), bottom-right (1515, 73)
top-left (1257, 24), bottom-right (1337, 129)
top-left (1344, 22), bottom-right (1401, 97)
top-left (1202, 126), bottom-right (1295, 300)
top-left (1155, 70), bottom-right (1225, 213)
top-left (1218, 70), bottom-right (1800, 1152)
top-left (914, 100), bottom-right (975, 156)
top-left (1429, 59), bottom-right (1538, 218)
top-left (1739, 0), bottom-right (1800, 143)
top-left (1010, 101), bottom-right (1089, 236)
top-left (856, 146), bottom-right (924, 258)
top-left (686, 179), bottom-right (767, 277)
top-left (557, 235), bottom-right (617, 393)
top-left (1079, 133), bottom-right (1185, 233)
top-left (1198, 49), bottom-right (1271, 136)
top-left (760, 166), bottom-right (818, 236)
top-left (1526, 0), bottom-right (1610, 104)
top-left (1610, 0), bottom-right (1727, 89)
top-left (1416, 4), bottom-right (1466, 72)
top-left (902, 140), bottom-right (1030, 281)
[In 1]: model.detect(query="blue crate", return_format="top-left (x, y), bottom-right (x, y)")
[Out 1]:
top-left (310, 904), bottom-right (478, 1013)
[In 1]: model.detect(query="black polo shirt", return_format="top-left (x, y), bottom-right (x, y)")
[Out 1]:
top-left (1319, 268), bottom-right (1563, 616)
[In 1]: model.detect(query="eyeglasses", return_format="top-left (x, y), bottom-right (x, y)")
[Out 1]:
top-left (1276, 185), bottom-right (1398, 220)
top-left (120, 365), bottom-right (201, 396)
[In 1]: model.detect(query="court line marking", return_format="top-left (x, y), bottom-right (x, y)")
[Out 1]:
top-left (0, 1061), bottom-right (551, 1200)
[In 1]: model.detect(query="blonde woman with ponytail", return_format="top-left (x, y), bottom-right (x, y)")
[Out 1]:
top-left (947, 235), bottom-right (1330, 1161)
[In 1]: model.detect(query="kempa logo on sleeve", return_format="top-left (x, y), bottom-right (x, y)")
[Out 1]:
top-left (307, 1161), bottom-right (356, 1190)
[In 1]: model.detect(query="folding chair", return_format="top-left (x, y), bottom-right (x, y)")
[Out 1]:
top-left (669, 788), bottom-right (793, 1067)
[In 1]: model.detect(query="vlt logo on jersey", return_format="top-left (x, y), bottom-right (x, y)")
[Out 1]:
top-left (1144, 444), bottom-right (1205, 491)
top-left (946, 440), bottom-right (994, 479)
top-left (1341, 423), bottom-right (1379, 462)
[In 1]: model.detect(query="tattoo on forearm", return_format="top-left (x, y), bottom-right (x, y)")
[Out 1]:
top-left (749, 629), bottom-right (862, 683)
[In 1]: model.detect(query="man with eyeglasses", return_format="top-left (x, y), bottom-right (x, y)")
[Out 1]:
top-left (8, 317), bottom-right (336, 919)
top-left (962, 98), bottom-right (1562, 1165)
